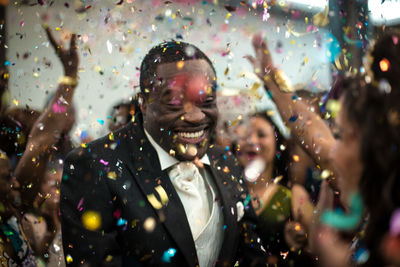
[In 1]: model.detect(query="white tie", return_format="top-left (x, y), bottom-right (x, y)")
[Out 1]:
top-left (168, 162), bottom-right (210, 240)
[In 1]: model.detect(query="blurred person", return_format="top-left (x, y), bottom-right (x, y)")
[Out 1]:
top-left (1, 25), bottom-right (79, 266)
top-left (107, 99), bottom-right (137, 132)
top-left (234, 112), bottom-right (315, 266)
top-left (246, 32), bottom-right (400, 266)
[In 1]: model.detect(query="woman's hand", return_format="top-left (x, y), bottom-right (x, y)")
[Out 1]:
top-left (245, 33), bottom-right (276, 87)
top-left (44, 25), bottom-right (79, 78)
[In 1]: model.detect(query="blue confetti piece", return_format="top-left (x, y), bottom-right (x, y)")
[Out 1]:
top-left (289, 114), bottom-right (298, 122)
top-left (4, 60), bottom-right (10, 66)
top-left (321, 192), bottom-right (364, 231)
top-left (97, 119), bottom-right (105, 125)
top-left (161, 248), bottom-right (177, 263)
top-left (80, 131), bottom-right (89, 139)
top-left (117, 218), bottom-right (127, 226)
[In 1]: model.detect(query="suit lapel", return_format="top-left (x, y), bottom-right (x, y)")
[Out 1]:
top-left (207, 150), bottom-right (239, 264)
top-left (120, 119), bottom-right (198, 267)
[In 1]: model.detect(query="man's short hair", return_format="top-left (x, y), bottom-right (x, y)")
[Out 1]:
top-left (139, 40), bottom-right (216, 97)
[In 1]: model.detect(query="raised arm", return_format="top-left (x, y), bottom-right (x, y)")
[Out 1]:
top-left (246, 34), bottom-right (335, 171)
top-left (15, 26), bottom-right (79, 209)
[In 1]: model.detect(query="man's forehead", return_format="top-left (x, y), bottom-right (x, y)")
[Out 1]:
top-left (155, 59), bottom-right (215, 80)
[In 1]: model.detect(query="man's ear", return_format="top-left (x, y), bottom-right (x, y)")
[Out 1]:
top-left (138, 93), bottom-right (147, 114)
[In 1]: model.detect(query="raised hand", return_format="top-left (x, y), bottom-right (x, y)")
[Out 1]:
top-left (44, 25), bottom-right (79, 78)
top-left (245, 33), bottom-right (275, 83)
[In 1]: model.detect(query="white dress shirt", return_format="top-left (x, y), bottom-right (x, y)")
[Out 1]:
top-left (144, 130), bottom-right (224, 267)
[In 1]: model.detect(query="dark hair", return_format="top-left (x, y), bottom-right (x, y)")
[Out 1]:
top-left (340, 76), bottom-right (400, 266)
top-left (139, 40), bottom-right (216, 97)
top-left (251, 111), bottom-right (291, 186)
top-left (370, 32), bottom-right (400, 89)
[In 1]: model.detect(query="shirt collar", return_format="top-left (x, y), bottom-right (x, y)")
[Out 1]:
top-left (144, 129), bottom-right (210, 170)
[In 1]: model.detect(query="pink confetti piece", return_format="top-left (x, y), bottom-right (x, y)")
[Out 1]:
top-left (52, 102), bottom-right (67, 113)
top-left (100, 159), bottom-right (109, 166)
top-left (77, 197), bottom-right (84, 211)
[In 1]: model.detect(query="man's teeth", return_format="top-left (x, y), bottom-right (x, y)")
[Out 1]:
top-left (178, 130), bottom-right (204, 139)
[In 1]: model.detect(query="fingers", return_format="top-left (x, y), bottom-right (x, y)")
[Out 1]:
top-left (70, 33), bottom-right (77, 51)
top-left (252, 33), bottom-right (264, 49)
top-left (244, 55), bottom-right (255, 67)
top-left (44, 25), bottom-right (59, 52)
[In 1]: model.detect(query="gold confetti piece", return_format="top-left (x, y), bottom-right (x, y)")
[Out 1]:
top-left (272, 70), bottom-right (294, 93)
top-left (82, 211), bottom-right (102, 231)
top-left (303, 56), bottom-right (309, 64)
top-left (66, 255), bottom-right (73, 264)
top-left (13, 99), bottom-right (19, 106)
top-left (55, 27), bottom-right (60, 31)
top-left (176, 61), bottom-right (184, 70)
top-left (81, 143), bottom-right (87, 148)
top-left (230, 119), bottom-right (239, 127)
top-left (155, 185), bottom-right (169, 205)
top-left (105, 255), bottom-right (113, 262)
top-left (225, 12), bottom-right (232, 19)
top-left (33, 72), bottom-right (39, 77)
top-left (143, 217), bottom-right (156, 232)
top-left (187, 145), bottom-right (197, 157)
top-left (326, 99), bottom-right (340, 118)
top-left (313, 6), bottom-right (329, 27)
top-left (267, 110), bottom-right (275, 116)
top-left (224, 67), bottom-right (229, 76)
top-left (169, 149), bottom-right (176, 157)
top-left (109, 132), bottom-right (114, 141)
top-left (320, 169), bottom-right (332, 179)
top-left (107, 172), bottom-right (117, 180)
top-left (131, 219), bottom-right (139, 228)
top-left (250, 82), bottom-right (261, 91)
top-left (223, 166), bottom-right (230, 173)
top-left (379, 58), bottom-right (390, 72)
top-left (147, 194), bottom-right (163, 209)
top-left (273, 175), bottom-right (283, 184)
top-left (177, 143), bottom-right (186, 155)
top-left (292, 155), bottom-right (300, 162)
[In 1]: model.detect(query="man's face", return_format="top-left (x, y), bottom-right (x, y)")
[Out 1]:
top-left (142, 59), bottom-right (218, 161)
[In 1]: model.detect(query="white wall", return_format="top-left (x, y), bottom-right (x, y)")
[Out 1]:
top-left (6, 0), bottom-right (332, 143)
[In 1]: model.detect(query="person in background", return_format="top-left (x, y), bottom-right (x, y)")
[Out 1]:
top-left (0, 25), bottom-right (78, 266)
top-left (234, 111), bottom-right (315, 266)
top-left (246, 32), bottom-right (400, 266)
top-left (107, 99), bottom-right (138, 132)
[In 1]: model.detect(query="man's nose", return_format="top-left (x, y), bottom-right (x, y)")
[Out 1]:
top-left (183, 102), bottom-right (205, 123)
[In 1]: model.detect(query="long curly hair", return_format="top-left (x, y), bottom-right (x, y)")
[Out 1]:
top-left (340, 75), bottom-right (400, 265)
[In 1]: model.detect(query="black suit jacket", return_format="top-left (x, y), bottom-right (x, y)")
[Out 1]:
top-left (61, 114), bottom-right (265, 266)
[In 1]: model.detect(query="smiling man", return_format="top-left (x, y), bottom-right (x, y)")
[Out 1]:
top-left (61, 41), bottom-right (265, 267)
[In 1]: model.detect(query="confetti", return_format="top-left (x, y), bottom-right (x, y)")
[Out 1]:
top-left (161, 248), bottom-right (177, 263)
top-left (321, 192), bottom-right (363, 230)
top-left (82, 211), bottom-right (102, 231)
top-left (107, 40), bottom-right (113, 54)
top-left (143, 217), bottom-right (156, 232)
top-left (379, 58), bottom-right (390, 72)
top-left (107, 171), bottom-right (117, 180)
top-left (65, 255), bottom-right (73, 264)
